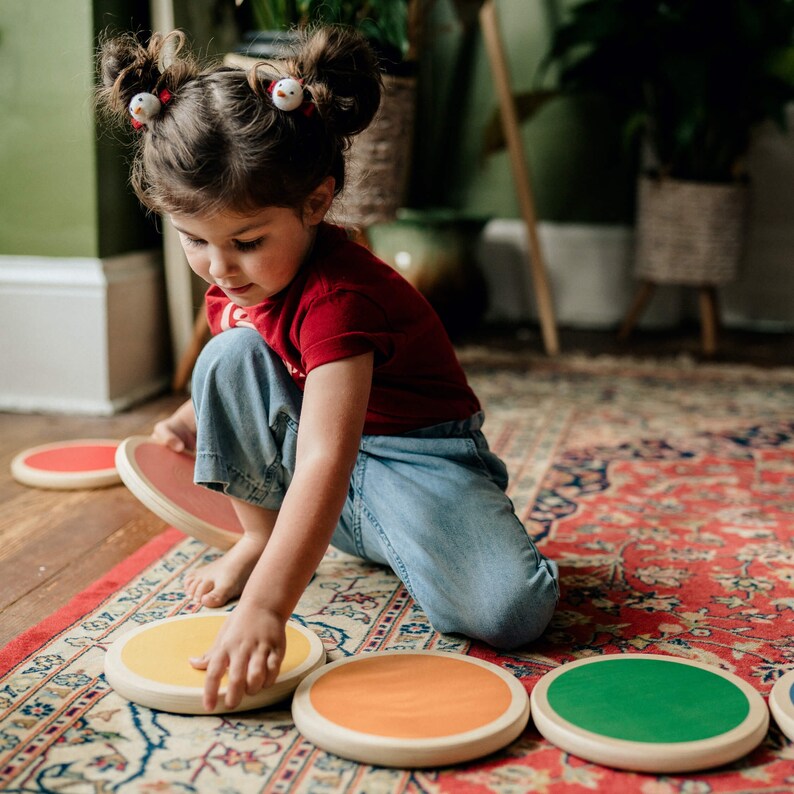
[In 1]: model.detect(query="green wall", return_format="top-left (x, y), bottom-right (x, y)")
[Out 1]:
top-left (0, 2), bottom-right (97, 257)
top-left (0, 0), bottom-right (157, 259)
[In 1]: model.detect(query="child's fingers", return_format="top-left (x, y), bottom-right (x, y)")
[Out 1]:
top-left (202, 654), bottom-right (228, 712)
top-left (163, 434), bottom-right (186, 453)
top-left (264, 647), bottom-right (285, 688)
top-left (240, 651), bottom-right (284, 699)
top-left (224, 652), bottom-right (250, 709)
top-left (222, 646), bottom-right (285, 703)
top-left (166, 437), bottom-right (185, 452)
top-left (189, 653), bottom-right (209, 670)
top-left (245, 653), bottom-right (267, 696)
top-left (150, 418), bottom-right (196, 453)
top-left (150, 423), bottom-right (184, 452)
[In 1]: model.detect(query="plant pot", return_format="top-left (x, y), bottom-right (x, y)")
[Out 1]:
top-left (634, 176), bottom-right (748, 286)
top-left (368, 208), bottom-right (489, 338)
top-left (332, 73), bottom-right (417, 228)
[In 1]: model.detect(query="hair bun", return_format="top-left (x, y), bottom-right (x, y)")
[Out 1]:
top-left (97, 31), bottom-right (194, 122)
top-left (287, 26), bottom-right (383, 138)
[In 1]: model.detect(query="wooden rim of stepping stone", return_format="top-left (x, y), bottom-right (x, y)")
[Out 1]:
top-left (769, 668), bottom-right (794, 743)
top-left (115, 435), bottom-right (244, 549)
top-left (104, 613), bottom-right (325, 714)
top-left (529, 654), bottom-right (769, 773)
top-left (291, 649), bottom-right (530, 767)
top-left (11, 439), bottom-right (121, 489)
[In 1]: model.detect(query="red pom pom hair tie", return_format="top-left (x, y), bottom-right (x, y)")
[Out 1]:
top-left (268, 78), bottom-right (315, 117)
top-left (129, 88), bottom-right (173, 129)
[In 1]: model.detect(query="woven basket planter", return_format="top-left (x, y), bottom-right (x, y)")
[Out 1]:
top-left (634, 176), bottom-right (748, 286)
top-left (332, 74), bottom-right (416, 228)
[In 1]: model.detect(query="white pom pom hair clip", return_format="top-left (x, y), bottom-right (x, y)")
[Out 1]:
top-left (129, 89), bottom-right (173, 129)
top-left (268, 78), bottom-right (315, 117)
top-left (270, 78), bottom-right (303, 110)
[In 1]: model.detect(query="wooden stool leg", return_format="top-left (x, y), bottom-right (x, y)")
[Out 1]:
top-left (171, 308), bottom-right (211, 393)
top-left (698, 286), bottom-right (719, 356)
top-left (479, 0), bottom-right (559, 355)
top-left (618, 281), bottom-right (656, 340)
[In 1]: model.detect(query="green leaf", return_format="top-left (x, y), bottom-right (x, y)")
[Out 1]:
top-left (766, 46), bottom-right (794, 86)
top-left (482, 90), bottom-right (559, 154)
top-left (535, 0), bottom-right (794, 180)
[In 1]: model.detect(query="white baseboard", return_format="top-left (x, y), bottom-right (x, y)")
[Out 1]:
top-left (478, 219), bottom-right (794, 331)
top-left (0, 251), bottom-right (171, 415)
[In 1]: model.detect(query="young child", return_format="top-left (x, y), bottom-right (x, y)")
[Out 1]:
top-left (98, 26), bottom-right (558, 711)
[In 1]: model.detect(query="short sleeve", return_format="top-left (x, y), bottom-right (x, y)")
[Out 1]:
top-left (299, 290), bottom-right (394, 372)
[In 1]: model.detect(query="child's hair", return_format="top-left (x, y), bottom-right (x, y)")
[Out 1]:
top-left (96, 27), bottom-right (382, 217)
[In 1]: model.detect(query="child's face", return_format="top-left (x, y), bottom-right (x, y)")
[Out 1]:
top-left (170, 181), bottom-right (333, 307)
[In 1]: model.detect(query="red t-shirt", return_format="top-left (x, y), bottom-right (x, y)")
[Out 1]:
top-left (205, 223), bottom-right (480, 435)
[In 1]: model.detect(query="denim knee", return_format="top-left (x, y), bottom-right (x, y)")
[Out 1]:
top-left (451, 557), bottom-right (559, 649)
top-left (346, 426), bottom-right (559, 649)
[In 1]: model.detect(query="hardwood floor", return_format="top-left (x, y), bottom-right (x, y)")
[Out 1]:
top-left (0, 393), bottom-right (186, 648)
top-left (1, 325), bottom-right (791, 649)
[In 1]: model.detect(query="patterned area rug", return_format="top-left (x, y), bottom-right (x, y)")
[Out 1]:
top-left (2, 353), bottom-right (793, 793)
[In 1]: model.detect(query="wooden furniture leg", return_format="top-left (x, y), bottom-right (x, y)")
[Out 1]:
top-left (618, 281), bottom-right (656, 340)
top-left (151, 0), bottom-right (198, 378)
top-left (479, 0), bottom-right (559, 355)
top-left (698, 286), bottom-right (719, 356)
top-left (171, 308), bottom-right (210, 393)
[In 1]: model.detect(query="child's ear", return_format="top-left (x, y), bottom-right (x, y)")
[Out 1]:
top-left (304, 177), bottom-right (335, 225)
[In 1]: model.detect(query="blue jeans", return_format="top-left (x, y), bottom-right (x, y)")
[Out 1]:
top-left (191, 328), bottom-right (559, 649)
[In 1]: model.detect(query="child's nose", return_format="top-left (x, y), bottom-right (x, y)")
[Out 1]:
top-left (208, 252), bottom-right (235, 280)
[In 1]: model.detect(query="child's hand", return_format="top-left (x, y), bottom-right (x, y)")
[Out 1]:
top-left (151, 399), bottom-right (196, 453)
top-left (189, 601), bottom-right (286, 712)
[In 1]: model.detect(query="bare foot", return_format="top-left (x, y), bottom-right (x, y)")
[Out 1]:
top-left (184, 536), bottom-right (266, 608)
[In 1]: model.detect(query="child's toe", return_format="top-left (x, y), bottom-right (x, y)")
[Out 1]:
top-left (201, 588), bottom-right (231, 608)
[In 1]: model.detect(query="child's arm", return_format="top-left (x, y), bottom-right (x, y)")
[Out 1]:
top-left (195, 351), bottom-right (374, 711)
top-left (152, 398), bottom-right (197, 452)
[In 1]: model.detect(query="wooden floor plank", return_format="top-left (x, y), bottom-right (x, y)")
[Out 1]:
top-left (0, 393), bottom-right (186, 647)
top-left (0, 488), bottom-right (145, 605)
top-left (0, 514), bottom-right (176, 647)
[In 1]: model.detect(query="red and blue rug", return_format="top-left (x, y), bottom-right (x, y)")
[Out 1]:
top-left (2, 353), bottom-right (793, 792)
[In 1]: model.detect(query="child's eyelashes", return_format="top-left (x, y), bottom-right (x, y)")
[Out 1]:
top-left (181, 235), bottom-right (206, 248)
top-left (180, 235), bottom-right (264, 252)
top-left (234, 237), bottom-right (264, 252)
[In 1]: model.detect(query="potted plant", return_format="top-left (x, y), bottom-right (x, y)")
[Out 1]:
top-left (538, 0), bottom-right (794, 347)
top-left (483, 1), bottom-right (794, 349)
top-left (228, 0), bottom-right (426, 227)
top-left (234, 0), bottom-right (417, 71)
top-left (368, 208), bottom-right (489, 338)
